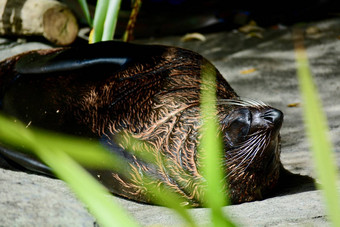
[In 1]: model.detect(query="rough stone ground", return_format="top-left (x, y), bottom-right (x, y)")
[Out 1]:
top-left (0, 18), bottom-right (339, 226)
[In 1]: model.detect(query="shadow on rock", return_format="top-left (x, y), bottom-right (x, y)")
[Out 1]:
top-left (270, 167), bottom-right (316, 198)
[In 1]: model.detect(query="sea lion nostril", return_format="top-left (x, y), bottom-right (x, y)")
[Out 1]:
top-left (263, 109), bottom-right (283, 125)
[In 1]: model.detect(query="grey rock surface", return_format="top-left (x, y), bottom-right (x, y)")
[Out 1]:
top-left (1, 18), bottom-right (340, 226)
top-left (0, 168), bottom-right (331, 226)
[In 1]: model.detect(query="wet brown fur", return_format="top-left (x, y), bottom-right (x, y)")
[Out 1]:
top-left (0, 42), bottom-right (282, 207)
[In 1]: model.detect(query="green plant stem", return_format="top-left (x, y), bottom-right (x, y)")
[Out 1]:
top-left (0, 115), bottom-right (197, 226)
top-left (294, 30), bottom-right (340, 226)
top-left (102, 0), bottom-right (122, 41)
top-left (0, 115), bottom-right (139, 227)
top-left (121, 136), bottom-right (197, 226)
top-left (200, 63), bottom-right (235, 227)
top-left (38, 131), bottom-right (197, 226)
top-left (77, 0), bottom-right (93, 27)
top-left (92, 0), bottom-right (109, 43)
top-left (36, 148), bottom-right (139, 227)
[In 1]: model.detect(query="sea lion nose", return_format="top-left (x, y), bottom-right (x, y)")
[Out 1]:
top-left (262, 109), bottom-right (283, 127)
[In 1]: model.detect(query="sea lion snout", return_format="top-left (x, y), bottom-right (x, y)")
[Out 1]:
top-left (222, 106), bottom-right (283, 147)
top-left (246, 107), bottom-right (283, 136)
top-left (262, 109), bottom-right (283, 128)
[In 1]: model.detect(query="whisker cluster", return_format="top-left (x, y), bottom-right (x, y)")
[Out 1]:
top-left (217, 97), bottom-right (267, 108)
top-left (225, 130), bottom-right (272, 177)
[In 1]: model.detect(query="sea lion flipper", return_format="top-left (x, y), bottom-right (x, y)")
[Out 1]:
top-left (16, 41), bottom-right (161, 75)
top-left (0, 146), bottom-right (52, 176)
top-left (15, 42), bottom-right (165, 75)
top-left (15, 46), bottom-right (130, 75)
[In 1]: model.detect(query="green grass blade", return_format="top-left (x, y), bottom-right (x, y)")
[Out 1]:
top-left (199, 63), bottom-right (235, 227)
top-left (102, 0), bottom-right (122, 41)
top-left (138, 175), bottom-right (198, 227)
top-left (0, 115), bottom-right (139, 227)
top-left (35, 130), bottom-right (122, 169)
top-left (77, 0), bottom-right (93, 27)
top-left (294, 30), bottom-right (340, 226)
top-left (115, 134), bottom-right (198, 226)
top-left (0, 121), bottom-right (123, 170)
top-left (0, 115), bottom-right (197, 226)
top-left (92, 0), bottom-right (109, 43)
top-left (35, 147), bottom-right (139, 227)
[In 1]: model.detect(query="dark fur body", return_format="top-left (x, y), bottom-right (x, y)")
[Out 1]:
top-left (0, 41), bottom-right (283, 207)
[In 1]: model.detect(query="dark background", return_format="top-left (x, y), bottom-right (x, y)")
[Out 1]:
top-left (63, 0), bottom-right (340, 37)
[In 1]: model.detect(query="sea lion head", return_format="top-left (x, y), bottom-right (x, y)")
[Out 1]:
top-left (218, 98), bottom-right (283, 203)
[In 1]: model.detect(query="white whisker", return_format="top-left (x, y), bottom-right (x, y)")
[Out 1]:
top-left (217, 97), bottom-right (268, 108)
top-left (226, 130), bottom-right (271, 177)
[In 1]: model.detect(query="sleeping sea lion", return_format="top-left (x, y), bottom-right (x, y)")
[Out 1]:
top-left (0, 41), bottom-right (284, 207)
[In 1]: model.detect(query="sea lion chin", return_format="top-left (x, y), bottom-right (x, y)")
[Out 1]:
top-left (0, 41), bottom-right (284, 207)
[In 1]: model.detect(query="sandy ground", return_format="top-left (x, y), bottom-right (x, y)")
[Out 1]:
top-left (0, 18), bottom-right (339, 226)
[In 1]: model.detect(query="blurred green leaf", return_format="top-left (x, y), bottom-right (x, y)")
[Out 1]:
top-left (199, 63), bottom-right (235, 227)
top-left (116, 134), bottom-right (198, 226)
top-left (294, 30), bottom-right (340, 226)
top-left (36, 147), bottom-right (139, 227)
top-left (77, 0), bottom-right (93, 27)
top-left (0, 114), bottom-right (198, 226)
top-left (0, 115), bottom-right (139, 227)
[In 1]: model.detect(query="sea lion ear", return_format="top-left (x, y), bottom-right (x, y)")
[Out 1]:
top-left (15, 42), bottom-right (132, 75)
